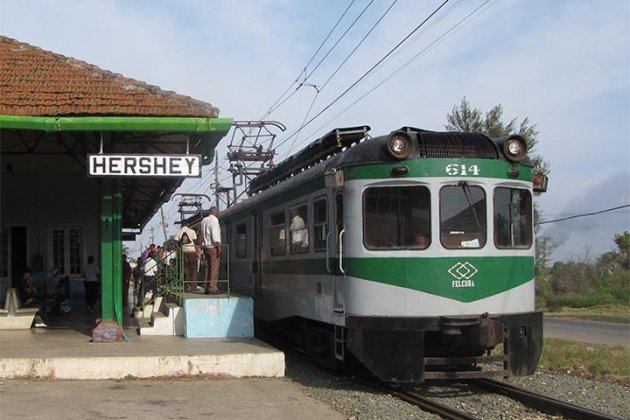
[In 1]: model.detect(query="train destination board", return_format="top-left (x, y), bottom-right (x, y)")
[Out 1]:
top-left (88, 154), bottom-right (202, 177)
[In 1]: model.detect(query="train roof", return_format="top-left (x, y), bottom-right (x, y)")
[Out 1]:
top-left (219, 126), bottom-right (533, 219)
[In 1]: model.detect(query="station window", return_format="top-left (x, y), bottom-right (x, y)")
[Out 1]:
top-left (270, 211), bottom-right (286, 256)
top-left (313, 197), bottom-right (328, 252)
top-left (363, 186), bottom-right (431, 250)
top-left (289, 204), bottom-right (309, 254)
top-left (494, 187), bottom-right (532, 248)
top-left (235, 223), bottom-right (247, 258)
top-left (50, 226), bottom-right (84, 275)
top-left (440, 184), bottom-right (486, 249)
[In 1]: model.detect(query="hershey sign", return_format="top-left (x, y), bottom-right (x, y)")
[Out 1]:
top-left (88, 154), bottom-right (202, 177)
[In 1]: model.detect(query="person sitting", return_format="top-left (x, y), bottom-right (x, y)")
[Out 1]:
top-left (289, 209), bottom-right (308, 250)
top-left (45, 267), bottom-right (62, 298)
top-left (17, 267), bottom-right (39, 307)
top-left (413, 232), bottom-right (430, 249)
top-left (16, 267), bottom-right (47, 327)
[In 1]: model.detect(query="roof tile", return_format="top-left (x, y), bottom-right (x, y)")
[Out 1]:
top-left (0, 36), bottom-right (220, 118)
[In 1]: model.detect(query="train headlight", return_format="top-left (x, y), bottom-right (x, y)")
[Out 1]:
top-left (387, 133), bottom-right (412, 160)
top-left (502, 135), bottom-right (527, 162)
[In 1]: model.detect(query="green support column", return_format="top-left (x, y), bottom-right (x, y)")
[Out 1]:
top-left (93, 177), bottom-right (124, 342)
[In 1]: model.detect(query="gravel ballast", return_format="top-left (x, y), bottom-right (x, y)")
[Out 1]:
top-left (285, 352), bottom-right (629, 419)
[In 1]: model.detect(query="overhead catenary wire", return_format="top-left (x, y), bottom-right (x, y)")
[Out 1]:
top-left (537, 204), bottom-right (630, 225)
top-left (279, 0), bottom-right (400, 161)
top-left (319, 0), bottom-right (399, 92)
top-left (274, 0), bottom-right (452, 151)
top-left (294, 0), bottom-right (490, 146)
top-left (258, 0), bottom-right (358, 121)
top-left (263, 0), bottom-right (373, 119)
top-left (302, 0), bottom-right (375, 82)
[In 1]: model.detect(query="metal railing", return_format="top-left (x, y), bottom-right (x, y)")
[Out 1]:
top-left (133, 245), bottom-right (230, 309)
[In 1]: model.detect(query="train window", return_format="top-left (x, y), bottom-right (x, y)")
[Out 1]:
top-left (235, 223), bottom-right (247, 258)
top-left (313, 197), bottom-right (327, 252)
top-left (494, 188), bottom-right (532, 248)
top-left (440, 184), bottom-right (486, 249)
top-left (270, 211), bottom-right (286, 256)
top-left (289, 204), bottom-right (309, 254)
top-left (363, 186), bottom-right (431, 250)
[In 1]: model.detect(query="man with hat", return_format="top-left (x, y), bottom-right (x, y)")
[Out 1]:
top-left (174, 221), bottom-right (200, 292)
top-left (200, 206), bottom-right (222, 294)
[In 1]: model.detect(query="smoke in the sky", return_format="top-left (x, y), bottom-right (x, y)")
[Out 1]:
top-left (542, 171), bottom-right (630, 261)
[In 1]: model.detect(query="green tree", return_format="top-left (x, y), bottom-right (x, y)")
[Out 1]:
top-left (613, 231), bottom-right (630, 269)
top-left (445, 97), bottom-right (550, 175)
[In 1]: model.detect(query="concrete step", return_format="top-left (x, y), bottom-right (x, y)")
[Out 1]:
top-left (137, 298), bottom-right (182, 336)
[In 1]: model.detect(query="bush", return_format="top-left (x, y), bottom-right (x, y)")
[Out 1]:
top-left (539, 284), bottom-right (630, 310)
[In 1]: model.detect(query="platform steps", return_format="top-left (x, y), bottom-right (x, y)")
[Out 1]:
top-left (136, 296), bottom-right (182, 336)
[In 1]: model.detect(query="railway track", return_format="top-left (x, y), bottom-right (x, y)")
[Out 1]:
top-left (365, 377), bottom-right (622, 420)
top-left (279, 338), bottom-right (623, 419)
top-left (386, 385), bottom-right (479, 420)
top-left (469, 378), bottom-right (623, 420)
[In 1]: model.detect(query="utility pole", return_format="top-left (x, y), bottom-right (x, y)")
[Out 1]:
top-left (160, 206), bottom-right (168, 241)
top-left (214, 154), bottom-right (220, 210)
top-left (149, 226), bottom-right (155, 245)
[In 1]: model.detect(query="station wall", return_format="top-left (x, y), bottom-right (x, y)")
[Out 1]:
top-left (1, 150), bottom-right (102, 303)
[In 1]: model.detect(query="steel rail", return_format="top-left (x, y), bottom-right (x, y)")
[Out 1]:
top-left (470, 379), bottom-right (622, 420)
top-left (360, 378), bottom-right (479, 420)
top-left (389, 388), bottom-right (480, 420)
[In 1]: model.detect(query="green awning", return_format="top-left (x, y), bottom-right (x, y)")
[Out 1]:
top-left (0, 115), bottom-right (233, 133)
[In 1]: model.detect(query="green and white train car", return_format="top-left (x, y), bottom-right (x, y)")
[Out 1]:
top-left (219, 126), bottom-right (548, 383)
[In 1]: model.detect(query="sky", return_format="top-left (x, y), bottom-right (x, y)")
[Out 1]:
top-left (1, 0), bottom-right (628, 262)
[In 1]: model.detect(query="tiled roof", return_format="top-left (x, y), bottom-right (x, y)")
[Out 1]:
top-left (0, 36), bottom-right (219, 118)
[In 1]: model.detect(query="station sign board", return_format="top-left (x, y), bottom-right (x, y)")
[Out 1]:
top-left (88, 154), bottom-right (202, 177)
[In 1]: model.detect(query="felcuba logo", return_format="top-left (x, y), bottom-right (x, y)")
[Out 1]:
top-left (448, 262), bottom-right (477, 288)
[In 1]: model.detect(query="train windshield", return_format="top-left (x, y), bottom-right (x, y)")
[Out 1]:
top-left (440, 184), bottom-right (487, 249)
top-left (494, 187), bottom-right (533, 248)
top-left (363, 186), bottom-right (431, 250)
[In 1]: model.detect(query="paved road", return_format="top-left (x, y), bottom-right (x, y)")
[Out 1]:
top-left (544, 316), bottom-right (630, 347)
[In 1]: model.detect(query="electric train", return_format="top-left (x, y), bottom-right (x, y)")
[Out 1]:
top-left (216, 125), bottom-right (548, 382)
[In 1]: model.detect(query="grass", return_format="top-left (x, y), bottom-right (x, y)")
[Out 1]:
top-left (539, 338), bottom-right (630, 386)
top-left (543, 304), bottom-right (630, 324)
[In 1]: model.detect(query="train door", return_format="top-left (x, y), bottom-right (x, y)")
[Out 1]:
top-left (253, 210), bottom-right (263, 296)
top-left (333, 192), bottom-right (345, 313)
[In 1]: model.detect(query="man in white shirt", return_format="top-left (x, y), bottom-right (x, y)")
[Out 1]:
top-left (289, 209), bottom-right (308, 250)
top-left (141, 252), bottom-right (158, 305)
top-left (174, 221), bottom-right (200, 292)
top-left (200, 206), bottom-right (221, 294)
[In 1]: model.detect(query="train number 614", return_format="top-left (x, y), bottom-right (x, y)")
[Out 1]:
top-left (445, 164), bottom-right (480, 176)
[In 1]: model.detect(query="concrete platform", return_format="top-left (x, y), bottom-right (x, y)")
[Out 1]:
top-left (0, 297), bottom-right (285, 380)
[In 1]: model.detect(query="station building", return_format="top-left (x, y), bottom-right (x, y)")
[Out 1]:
top-left (0, 36), bottom-right (232, 337)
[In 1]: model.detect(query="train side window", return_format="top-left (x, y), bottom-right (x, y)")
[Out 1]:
top-left (494, 187), bottom-right (532, 248)
top-left (289, 204), bottom-right (309, 254)
top-left (235, 223), bottom-right (247, 258)
top-left (440, 184), bottom-right (486, 249)
top-left (270, 211), bottom-right (286, 256)
top-left (363, 186), bottom-right (430, 250)
top-left (313, 197), bottom-right (327, 252)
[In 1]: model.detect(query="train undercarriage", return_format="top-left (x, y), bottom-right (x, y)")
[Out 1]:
top-left (260, 311), bottom-right (543, 383)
